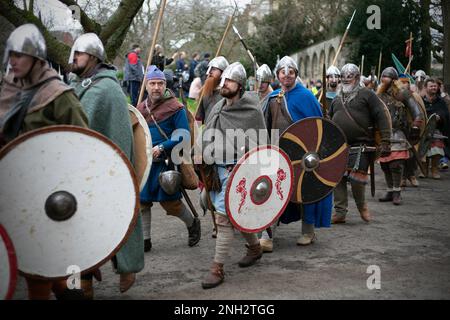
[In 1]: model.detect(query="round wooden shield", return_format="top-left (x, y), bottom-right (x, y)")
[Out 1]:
top-left (280, 117), bottom-right (349, 204)
top-left (0, 224), bottom-right (17, 300)
top-left (128, 104), bottom-right (152, 192)
top-left (225, 145), bottom-right (294, 233)
top-left (0, 126), bottom-right (139, 280)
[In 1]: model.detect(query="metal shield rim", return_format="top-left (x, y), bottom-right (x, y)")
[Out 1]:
top-left (0, 224), bottom-right (18, 300)
top-left (280, 117), bottom-right (349, 204)
top-left (128, 104), bottom-right (153, 192)
top-left (0, 125), bottom-right (140, 280)
top-left (225, 145), bottom-right (294, 233)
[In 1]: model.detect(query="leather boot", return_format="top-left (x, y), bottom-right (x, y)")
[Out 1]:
top-left (144, 238), bottom-right (152, 252)
top-left (119, 273), bottom-right (136, 293)
top-left (238, 243), bottom-right (262, 268)
top-left (188, 217), bottom-right (201, 247)
top-left (331, 213), bottom-right (346, 224)
top-left (201, 262), bottom-right (224, 289)
top-left (418, 161), bottom-right (428, 178)
top-left (408, 176), bottom-right (419, 187)
top-left (259, 238), bottom-right (273, 253)
top-left (431, 156), bottom-right (441, 179)
top-left (392, 191), bottom-right (402, 205)
top-left (378, 192), bottom-right (393, 202)
top-left (358, 204), bottom-right (371, 222)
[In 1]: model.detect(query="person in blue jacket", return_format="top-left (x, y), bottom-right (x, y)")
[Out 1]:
top-left (259, 56), bottom-right (333, 252)
top-left (137, 66), bottom-right (201, 252)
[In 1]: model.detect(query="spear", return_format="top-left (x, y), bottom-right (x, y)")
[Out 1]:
top-left (232, 24), bottom-right (259, 92)
top-left (377, 49), bottom-right (383, 80)
top-left (318, 9), bottom-right (356, 102)
top-left (137, 0), bottom-right (167, 106)
top-left (331, 9), bottom-right (356, 67)
top-left (232, 24), bottom-right (259, 69)
top-left (196, 1), bottom-right (238, 113)
top-left (195, 0), bottom-right (238, 238)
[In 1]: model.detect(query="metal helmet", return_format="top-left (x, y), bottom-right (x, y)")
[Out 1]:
top-left (219, 62), bottom-right (247, 88)
top-left (207, 56), bottom-right (229, 74)
top-left (3, 24), bottom-right (46, 65)
top-left (256, 64), bottom-right (273, 83)
top-left (69, 33), bottom-right (106, 64)
top-left (158, 170), bottom-right (181, 195)
top-left (326, 65), bottom-right (341, 77)
top-left (341, 63), bottom-right (360, 80)
top-left (275, 56), bottom-right (298, 79)
top-left (381, 67), bottom-right (399, 80)
top-left (415, 70), bottom-right (427, 81)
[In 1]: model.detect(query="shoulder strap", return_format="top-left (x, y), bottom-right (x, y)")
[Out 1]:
top-left (0, 77), bottom-right (58, 143)
top-left (339, 96), bottom-right (371, 136)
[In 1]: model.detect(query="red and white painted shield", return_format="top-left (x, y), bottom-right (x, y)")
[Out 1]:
top-left (0, 126), bottom-right (139, 279)
top-left (0, 224), bottom-right (17, 300)
top-left (225, 145), bottom-right (294, 233)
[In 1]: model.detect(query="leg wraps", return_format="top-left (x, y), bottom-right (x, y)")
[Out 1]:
top-left (380, 162), bottom-right (394, 189)
top-left (333, 177), bottom-right (348, 217)
top-left (350, 180), bottom-right (366, 211)
top-left (214, 215), bottom-right (234, 265)
top-left (389, 160), bottom-right (405, 190)
top-left (302, 221), bottom-right (315, 235)
top-left (141, 203), bottom-right (152, 240)
top-left (240, 231), bottom-right (259, 246)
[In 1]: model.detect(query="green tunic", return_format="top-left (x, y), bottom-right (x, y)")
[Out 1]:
top-left (71, 67), bottom-right (144, 274)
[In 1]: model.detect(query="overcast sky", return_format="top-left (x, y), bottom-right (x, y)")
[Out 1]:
top-left (28, 0), bottom-right (253, 31)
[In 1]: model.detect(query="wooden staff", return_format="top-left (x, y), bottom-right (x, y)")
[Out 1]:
top-left (136, 0), bottom-right (167, 106)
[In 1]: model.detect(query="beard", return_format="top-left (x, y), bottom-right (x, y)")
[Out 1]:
top-left (329, 82), bottom-right (338, 89)
top-left (201, 75), bottom-right (221, 98)
top-left (220, 86), bottom-right (240, 99)
top-left (342, 83), bottom-right (357, 94)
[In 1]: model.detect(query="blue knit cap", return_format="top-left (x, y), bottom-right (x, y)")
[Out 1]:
top-left (146, 65), bottom-right (166, 81)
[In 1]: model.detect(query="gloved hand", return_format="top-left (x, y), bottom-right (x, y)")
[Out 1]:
top-left (380, 142), bottom-right (391, 157)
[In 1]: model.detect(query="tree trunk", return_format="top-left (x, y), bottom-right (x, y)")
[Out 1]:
top-left (1, 0), bottom-right (146, 69)
top-left (443, 0), bottom-right (450, 93)
top-left (420, 0), bottom-right (432, 75)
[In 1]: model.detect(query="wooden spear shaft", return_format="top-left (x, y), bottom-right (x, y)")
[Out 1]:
top-left (377, 49), bottom-right (383, 80)
top-left (318, 9), bottom-right (356, 103)
top-left (137, 0), bottom-right (167, 106)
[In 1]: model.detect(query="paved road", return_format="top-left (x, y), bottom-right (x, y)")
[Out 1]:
top-left (13, 166), bottom-right (450, 300)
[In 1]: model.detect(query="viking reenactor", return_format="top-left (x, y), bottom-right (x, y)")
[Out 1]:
top-left (412, 70), bottom-right (428, 97)
top-left (398, 74), bottom-right (426, 187)
top-left (194, 56), bottom-right (229, 125)
top-left (421, 78), bottom-right (450, 180)
top-left (0, 24), bottom-right (89, 299)
top-left (255, 64), bottom-right (273, 105)
top-left (329, 64), bottom-right (392, 224)
top-left (325, 66), bottom-right (341, 106)
top-left (376, 67), bottom-right (424, 205)
top-left (137, 66), bottom-right (201, 251)
top-left (259, 56), bottom-right (333, 252)
top-left (200, 62), bottom-right (267, 289)
top-left (69, 33), bottom-right (144, 295)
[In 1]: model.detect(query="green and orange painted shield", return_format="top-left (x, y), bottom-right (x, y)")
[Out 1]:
top-left (279, 117), bottom-right (349, 204)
